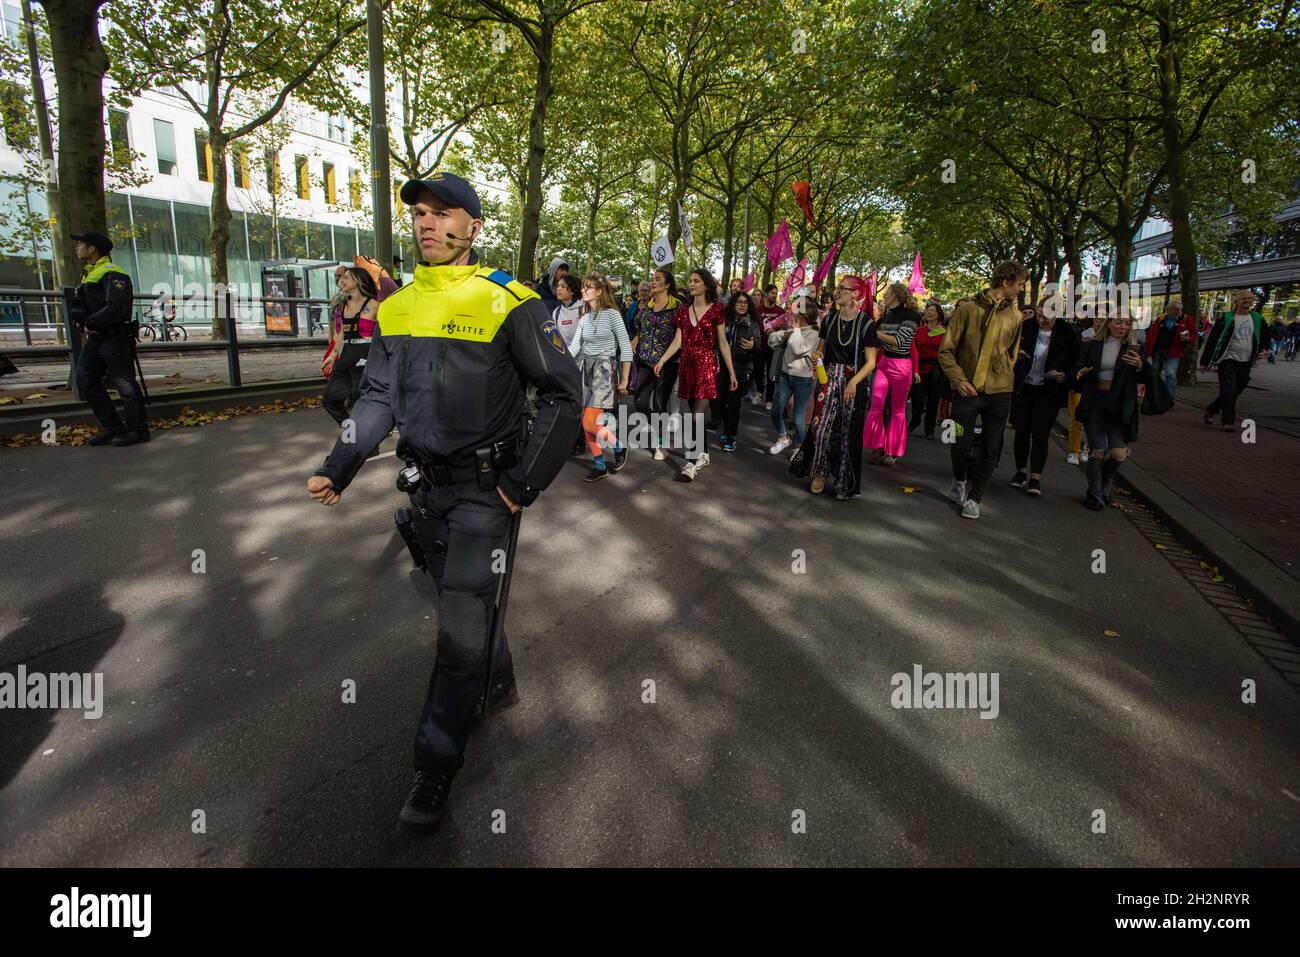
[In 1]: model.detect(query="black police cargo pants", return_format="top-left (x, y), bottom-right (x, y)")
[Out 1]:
top-left (76, 333), bottom-right (146, 432)
top-left (408, 479), bottom-right (516, 772)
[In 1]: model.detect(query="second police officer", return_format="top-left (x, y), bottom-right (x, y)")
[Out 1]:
top-left (305, 173), bottom-right (581, 833)
top-left (70, 231), bottom-right (150, 446)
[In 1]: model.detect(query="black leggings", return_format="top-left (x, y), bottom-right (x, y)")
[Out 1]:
top-left (634, 359), bottom-right (678, 417)
top-left (717, 373), bottom-right (746, 436)
top-left (1012, 383), bottom-right (1060, 474)
top-left (323, 340), bottom-right (370, 425)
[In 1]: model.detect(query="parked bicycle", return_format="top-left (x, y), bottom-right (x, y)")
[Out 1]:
top-left (139, 299), bottom-right (187, 342)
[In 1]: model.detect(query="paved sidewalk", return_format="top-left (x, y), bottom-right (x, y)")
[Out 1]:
top-left (1092, 360), bottom-right (1300, 639)
top-left (0, 348), bottom-right (324, 409)
top-left (1129, 402), bottom-right (1300, 585)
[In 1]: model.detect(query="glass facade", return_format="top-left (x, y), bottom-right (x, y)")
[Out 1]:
top-left (247, 212), bottom-right (276, 263)
top-left (304, 220), bottom-right (332, 260)
top-left (105, 193), bottom-right (137, 280)
top-left (130, 195), bottom-right (178, 295)
top-left (333, 226), bottom-right (357, 263)
top-left (173, 201), bottom-right (211, 291)
top-left (1, 186), bottom-right (377, 325)
top-left (279, 218), bottom-right (309, 260)
top-left (226, 211), bottom-right (253, 292)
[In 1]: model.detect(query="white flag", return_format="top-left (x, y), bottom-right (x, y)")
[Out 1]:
top-left (677, 202), bottom-right (693, 253)
top-left (650, 235), bottom-right (675, 267)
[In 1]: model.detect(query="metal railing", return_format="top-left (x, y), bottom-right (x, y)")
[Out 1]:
top-left (0, 287), bottom-right (333, 400)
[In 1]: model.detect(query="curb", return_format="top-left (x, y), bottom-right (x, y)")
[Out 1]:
top-left (1054, 409), bottom-right (1300, 644)
top-left (0, 378), bottom-right (326, 438)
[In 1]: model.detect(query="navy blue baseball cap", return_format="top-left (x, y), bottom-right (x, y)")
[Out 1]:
top-left (70, 231), bottom-right (113, 254)
top-left (400, 173), bottom-right (482, 219)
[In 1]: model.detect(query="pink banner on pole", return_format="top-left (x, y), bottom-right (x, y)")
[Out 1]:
top-left (811, 238), bottom-right (841, 288)
top-left (742, 270), bottom-right (756, 293)
top-left (867, 271), bottom-right (877, 310)
top-left (908, 251), bottom-right (926, 296)
top-left (766, 219), bottom-right (793, 272)
top-left (780, 257), bottom-right (808, 307)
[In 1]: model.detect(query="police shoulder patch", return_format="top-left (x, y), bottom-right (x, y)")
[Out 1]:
top-left (479, 268), bottom-right (534, 302)
top-left (541, 318), bottom-right (566, 354)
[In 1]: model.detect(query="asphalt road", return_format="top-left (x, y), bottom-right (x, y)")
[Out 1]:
top-left (1, 399), bottom-right (1297, 866)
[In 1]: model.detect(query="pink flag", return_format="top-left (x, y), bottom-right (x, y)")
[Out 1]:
top-left (766, 219), bottom-right (793, 272)
top-left (811, 238), bottom-right (841, 288)
top-left (742, 270), bottom-right (755, 293)
top-left (780, 257), bottom-right (808, 307)
top-left (867, 271), bottom-right (877, 310)
top-left (908, 251), bottom-right (926, 296)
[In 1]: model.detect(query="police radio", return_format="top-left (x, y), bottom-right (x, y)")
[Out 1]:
top-left (396, 462), bottom-right (423, 494)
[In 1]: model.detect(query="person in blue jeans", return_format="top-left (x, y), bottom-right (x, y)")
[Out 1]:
top-left (1144, 298), bottom-right (1195, 401)
top-left (1268, 317), bottom-right (1286, 362)
top-left (767, 296), bottom-right (820, 455)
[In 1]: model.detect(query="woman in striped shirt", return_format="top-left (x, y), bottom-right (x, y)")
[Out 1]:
top-left (862, 282), bottom-right (922, 466)
top-left (568, 271), bottom-right (633, 482)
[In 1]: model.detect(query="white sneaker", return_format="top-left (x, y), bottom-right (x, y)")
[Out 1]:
top-left (1066, 452), bottom-right (1081, 465)
top-left (681, 462), bottom-right (697, 481)
top-left (653, 447), bottom-right (666, 461)
top-left (961, 499), bottom-right (981, 519)
top-left (695, 452), bottom-right (711, 472)
top-left (764, 401), bottom-right (773, 410)
top-left (770, 435), bottom-right (792, 455)
top-left (948, 479), bottom-right (966, 503)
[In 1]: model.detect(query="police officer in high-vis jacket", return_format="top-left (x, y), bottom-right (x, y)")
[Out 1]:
top-left (71, 232), bottom-right (149, 446)
top-left (306, 173), bottom-right (581, 833)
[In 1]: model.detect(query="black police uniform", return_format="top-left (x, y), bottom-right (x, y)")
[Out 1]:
top-left (313, 249), bottom-right (581, 774)
top-left (72, 254), bottom-right (146, 434)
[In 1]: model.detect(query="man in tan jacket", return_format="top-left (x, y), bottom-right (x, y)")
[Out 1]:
top-left (937, 260), bottom-right (1028, 519)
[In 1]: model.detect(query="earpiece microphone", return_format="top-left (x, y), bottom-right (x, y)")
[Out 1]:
top-left (444, 228), bottom-right (478, 246)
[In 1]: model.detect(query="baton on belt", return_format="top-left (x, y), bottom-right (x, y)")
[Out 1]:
top-left (481, 507), bottom-right (522, 715)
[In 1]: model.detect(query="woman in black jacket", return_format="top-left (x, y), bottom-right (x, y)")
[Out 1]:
top-left (715, 290), bottom-right (764, 452)
top-left (1071, 312), bottom-right (1153, 510)
top-left (1010, 304), bottom-right (1080, 495)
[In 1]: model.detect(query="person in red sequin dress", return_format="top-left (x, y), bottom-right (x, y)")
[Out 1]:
top-left (654, 268), bottom-right (738, 480)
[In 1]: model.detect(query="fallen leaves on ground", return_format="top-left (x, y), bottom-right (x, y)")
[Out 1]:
top-left (901, 485), bottom-right (920, 494)
top-left (1103, 629), bottom-right (1121, 637)
top-left (1, 395), bottom-right (324, 447)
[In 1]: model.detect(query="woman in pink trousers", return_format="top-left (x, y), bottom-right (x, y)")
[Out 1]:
top-left (863, 282), bottom-right (922, 466)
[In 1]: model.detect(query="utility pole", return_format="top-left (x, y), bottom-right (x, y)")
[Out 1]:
top-left (367, 0), bottom-right (392, 268)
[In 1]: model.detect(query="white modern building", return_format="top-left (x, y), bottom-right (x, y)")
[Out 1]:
top-left (0, 9), bottom-right (515, 330)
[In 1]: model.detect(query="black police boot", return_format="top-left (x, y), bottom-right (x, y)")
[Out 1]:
top-left (111, 429), bottom-right (151, 446)
top-left (470, 672), bottom-right (521, 731)
top-left (87, 425), bottom-right (125, 446)
top-left (398, 769), bottom-right (456, 834)
top-left (395, 507), bottom-right (427, 571)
